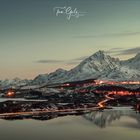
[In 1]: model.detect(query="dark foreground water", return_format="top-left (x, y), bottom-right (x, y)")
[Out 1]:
top-left (0, 108), bottom-right (140, 140)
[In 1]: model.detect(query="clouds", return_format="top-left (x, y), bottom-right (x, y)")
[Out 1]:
top-left (118, 47), bottom-right (140, 55)
top-left (74, 31), bottom-right (140, 39)
top-left (37, 47), bottom-right (140, 65)
top-left (36, 56), bottom-right (88, 65)
top-left (107, 46), bottom-right (140, 56)
top-left (37, 60), bottom-right (64, 63)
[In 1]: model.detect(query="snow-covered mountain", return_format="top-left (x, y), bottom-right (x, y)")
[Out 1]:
top-left (32, 50), bottom-right (140, 84)
top-left (122, 52), bottom-right (140, 70)
top-left (1, 50), bottom-right (140, 88)
top-left (32, 68), bottom-right (67, 85)
top-left (0, 78), bottom-right (31, 89)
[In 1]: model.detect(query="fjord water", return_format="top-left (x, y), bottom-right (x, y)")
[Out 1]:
top-left (0, 109), bottom-right (140, 140)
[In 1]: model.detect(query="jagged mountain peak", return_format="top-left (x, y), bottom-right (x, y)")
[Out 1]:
top-left (86, 50), bottom-right (107, 60)
top-left (75, 50), bottom-right (120, 73)
top-left (92, 50), bottom-right (106, 56)
top-left (82, 50), bottom-right (119, 63)
top-left (32, 50), bottom-right (140, 84)
top-left (1, 50), bottom-right (140, 88)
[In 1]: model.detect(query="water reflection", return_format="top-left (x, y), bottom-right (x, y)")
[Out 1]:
top-left (1, 106), bottom-right (140, 130)
top-left (83, 108), bottom-right (140, 128)
top-left (0, 109), bottom-right (140, 140)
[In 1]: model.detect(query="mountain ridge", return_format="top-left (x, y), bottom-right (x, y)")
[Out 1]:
top-left (1, 50), bottom-right (140, 88)
top-left (32, 50), bottom-right (140, 84)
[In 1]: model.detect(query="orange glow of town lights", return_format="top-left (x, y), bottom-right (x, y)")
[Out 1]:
top-left (63, 83), bottom-right (70, 86)
top-left (7, 91), bottom-right (14, 97)
top-left (95, 80), bottom-right (140, 85)
top-left (98, 102), bottom-right (104, 108)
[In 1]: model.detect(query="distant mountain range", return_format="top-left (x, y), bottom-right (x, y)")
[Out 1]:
top-left (1, 50), bottom-right (140, 88)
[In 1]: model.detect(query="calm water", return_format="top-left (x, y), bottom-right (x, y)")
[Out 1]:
top-left (0, 109), bottom-right (140, 140)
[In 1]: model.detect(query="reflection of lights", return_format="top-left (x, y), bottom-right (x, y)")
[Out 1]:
top-left (95, 90), bottom-right (140, 96)
top-left (0, 107), bottom-right (98, 117)
top-left (108, 91), bottom-right (139, 96)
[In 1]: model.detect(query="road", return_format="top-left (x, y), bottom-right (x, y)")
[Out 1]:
top-left (97, 94), bottom-right (115, 108)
